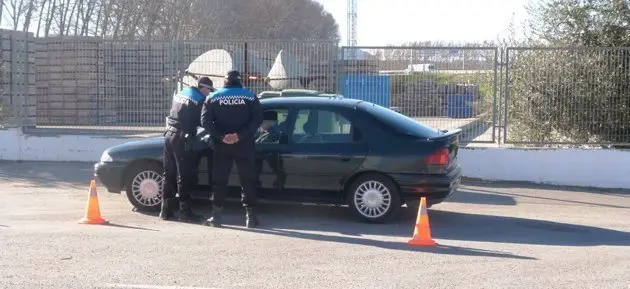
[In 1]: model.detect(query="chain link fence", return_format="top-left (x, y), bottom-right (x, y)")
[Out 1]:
top-left (2, 27), bottom-right (630, 146)
top-left (504, 47), bottom-right (630, 146)
top-left (340, 46), bottom-right (498, 143)
top-left (0, 29), bottom-right (36, 129)
top-left (30, 38), bottom-right (338, 132)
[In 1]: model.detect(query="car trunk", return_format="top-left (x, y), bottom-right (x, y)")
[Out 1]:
top-left (420, 129), bottom-right (462, 173)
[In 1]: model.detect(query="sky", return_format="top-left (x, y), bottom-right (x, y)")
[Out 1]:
top-left (314, 0), bottom-right (533, 46)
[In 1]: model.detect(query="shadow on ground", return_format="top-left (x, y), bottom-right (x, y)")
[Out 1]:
top-left (103, 222), bottom-right (160, 232)
top-left (464, 179), bottom-right (630, 197)
top-left (0, 161), bottom-right (93, 189)
top-left (462, 182), bottom-right (630, 209)
top-left (135, 199), bottom-right (630, 252)
top-left (5, 161), bottom-right (630, 253)
top-left (446, 189), bottom-right (517, 206)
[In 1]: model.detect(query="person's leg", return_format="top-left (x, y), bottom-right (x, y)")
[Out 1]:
top-left (160, 132), bottom-right (178, 220)
top-left (204, 146), bottom-right (234, 228)
top-left (172, 133), bottom-right (203, 223)
top-left (235, 146), bottom-right (260, 228)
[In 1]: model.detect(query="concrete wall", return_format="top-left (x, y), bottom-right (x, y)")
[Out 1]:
top-left (460, 147), bottom-right (630, 189)
top-left (0, 128), bottom-right (145, 162)
top-left (2, 128), bottom-right (629, 189)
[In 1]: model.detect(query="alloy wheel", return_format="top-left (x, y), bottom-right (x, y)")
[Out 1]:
top-left (353, 180), bottom-right (392, 219)
top-left (130, 170), bottom-right (163, 207)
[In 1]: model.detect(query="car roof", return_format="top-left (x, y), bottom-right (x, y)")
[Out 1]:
top-left (260, 96), bottom-right (365, 108)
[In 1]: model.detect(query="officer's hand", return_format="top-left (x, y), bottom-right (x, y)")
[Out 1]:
top-left (223, 134), bottom-right (236, 144)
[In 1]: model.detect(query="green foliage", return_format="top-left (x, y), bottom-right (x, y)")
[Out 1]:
top-left (505, 0), bottom-right (630, 144)
top-left (507, 48), bottom-right (630, 143)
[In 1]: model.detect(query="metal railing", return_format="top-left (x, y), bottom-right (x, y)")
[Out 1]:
top-left (2, 28), bottom-right (630, 146)
top-left (503, 46), bottom-right (630, 146)
top-left (29, 38), bottom-right (338, 132)
top-left (339, 46), bottom-right (498, 143)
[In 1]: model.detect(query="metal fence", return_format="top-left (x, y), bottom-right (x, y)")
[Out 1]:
top-left (29, 38), bottom-right (338, 132)
top-left (340, 46), bottom-right (498, 143)
top-left (0, 30), bottom-right (36, 129)
top-left (2, 28), bottom-right (630, 146)
top-left (503, 47), bottom-right (630, 146)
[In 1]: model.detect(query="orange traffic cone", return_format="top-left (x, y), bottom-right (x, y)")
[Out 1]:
top-left (408, 197), bottom-right (437, 246)
top-left (79, 180), bottom-right (108, 225)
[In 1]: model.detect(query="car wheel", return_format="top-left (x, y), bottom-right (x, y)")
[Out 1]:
top-left (124, 161), bottom-right (164, 212)
top-left (346, 173), bottom-right (401, 223)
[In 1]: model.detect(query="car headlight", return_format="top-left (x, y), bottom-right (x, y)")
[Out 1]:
top-left (100, 151), bottom-right (113, 163)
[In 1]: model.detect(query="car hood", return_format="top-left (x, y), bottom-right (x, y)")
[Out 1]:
top-left (106, 136), bottom-right (165, 161)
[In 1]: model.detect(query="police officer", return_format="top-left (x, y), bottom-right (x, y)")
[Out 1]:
top-left (161, 76), bottom-right (215, 223)
top-left (200, 70), bottom-right (263, 228)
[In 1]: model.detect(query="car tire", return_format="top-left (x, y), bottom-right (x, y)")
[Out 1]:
top-left (346, 173), bottom-right (402, 223)
top-left (124, 161), bottom-right (164, 212)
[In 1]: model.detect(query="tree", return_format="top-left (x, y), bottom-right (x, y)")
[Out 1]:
top-left (505, 0), bottom-right (630, 145)
top-left (7, 0), bottom-right (339, 42)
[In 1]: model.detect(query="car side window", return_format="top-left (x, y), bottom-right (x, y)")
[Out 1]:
top-left (255, 108), bottom-right (289, 144)
top-left (292, 108), bottom-right (361, 143)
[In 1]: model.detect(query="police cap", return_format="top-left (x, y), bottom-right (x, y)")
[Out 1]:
top-left (197, 76), bottom-right (215, 91)
top-left (225, 70), bottom-right (242, 82)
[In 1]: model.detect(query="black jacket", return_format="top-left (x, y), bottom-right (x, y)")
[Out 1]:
top-left (200, 84), bottom-right (262, 144)
top-left (166, 87), bottom-right (205, 136)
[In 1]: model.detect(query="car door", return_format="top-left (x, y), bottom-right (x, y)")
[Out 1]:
top-left (281, 105), bottom-right (368, 196)
top-left (225, 105), bottom-right (294, 198)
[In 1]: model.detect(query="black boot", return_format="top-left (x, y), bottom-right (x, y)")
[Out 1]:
top-left (159, 198), bottom-right (177, 220)
top-left (177, 201), bottom-right (204, 223)
top-left (204, 205), bottom-right (223, 228)
top-left (245, 207), bottom-right (259, 229)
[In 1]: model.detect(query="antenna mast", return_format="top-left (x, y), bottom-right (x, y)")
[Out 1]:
top-left (347, 0), bottom-right (357, 47)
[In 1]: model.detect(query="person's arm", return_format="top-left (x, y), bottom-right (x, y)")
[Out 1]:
top-left (201, 97), bottom-right (225, 140)
top-left (236, 95), bottom-right (263, 141)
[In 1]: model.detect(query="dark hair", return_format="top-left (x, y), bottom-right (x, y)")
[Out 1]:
top-left (263, 110), bottom-right (278, 121)
top-left (197, 76), bottom-right (215, 91)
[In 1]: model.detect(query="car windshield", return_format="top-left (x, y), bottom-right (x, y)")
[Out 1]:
top-left (359, 102), bottom-right (442, 138)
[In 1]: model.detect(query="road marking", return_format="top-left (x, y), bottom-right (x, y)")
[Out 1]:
top-left (103, 284), bottom-right (225, 289)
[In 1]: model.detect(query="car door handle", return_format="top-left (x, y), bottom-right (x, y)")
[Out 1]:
top-left (340, 155), bottom-right (352, 162)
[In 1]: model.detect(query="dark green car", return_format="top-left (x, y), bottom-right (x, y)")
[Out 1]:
top-left (94, 96), bottom-right (462, 223)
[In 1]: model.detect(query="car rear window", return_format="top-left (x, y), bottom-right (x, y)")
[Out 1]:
top-left (359, 102), bottom-right (442, 138)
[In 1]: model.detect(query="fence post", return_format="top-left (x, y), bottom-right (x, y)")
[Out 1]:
top-left (502, 47), bottom-right (510, 145)
top-left (491, 47), bottom-right (499, 144)
top-left (497, 47), bottom-right (504, 145)
top-left (338, 46), bottom-right (346, 94)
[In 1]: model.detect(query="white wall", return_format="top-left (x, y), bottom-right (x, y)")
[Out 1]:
top-left (459, 147), bottom-right (630, 189)
top-left (0, 128), bottom-right (144, 162)
top-left (3, 128), bottom-right (630, 189)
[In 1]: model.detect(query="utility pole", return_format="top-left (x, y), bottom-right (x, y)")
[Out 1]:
top-left (347, 0), bottom-right (358, 59)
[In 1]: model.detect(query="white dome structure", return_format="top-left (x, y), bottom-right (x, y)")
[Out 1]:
top-left (267, 49), bottom-right (307, 90)
top-left (182, 49), bottom-right (269, 89)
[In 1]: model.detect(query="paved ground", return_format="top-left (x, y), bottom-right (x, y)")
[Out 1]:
top-left (1, 162), bottom-right (629, 289)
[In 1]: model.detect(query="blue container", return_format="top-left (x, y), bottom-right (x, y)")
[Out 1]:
top-left (340, 75), bottom-right (390, 107)
top-left (447, 94), bottom-right (474, 118)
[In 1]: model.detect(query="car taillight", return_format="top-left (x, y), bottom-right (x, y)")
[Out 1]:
top-left (425, 148), bottom-right (450, 165)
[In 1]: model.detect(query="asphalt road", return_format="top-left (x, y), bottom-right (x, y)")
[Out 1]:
top-left (1, 161), bottom-right (629, 289)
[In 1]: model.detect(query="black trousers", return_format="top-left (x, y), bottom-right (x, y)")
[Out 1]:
top-left (212, 141), bottom-right (258, 208)
top-left (163, 130), bottom-right (195, 204)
